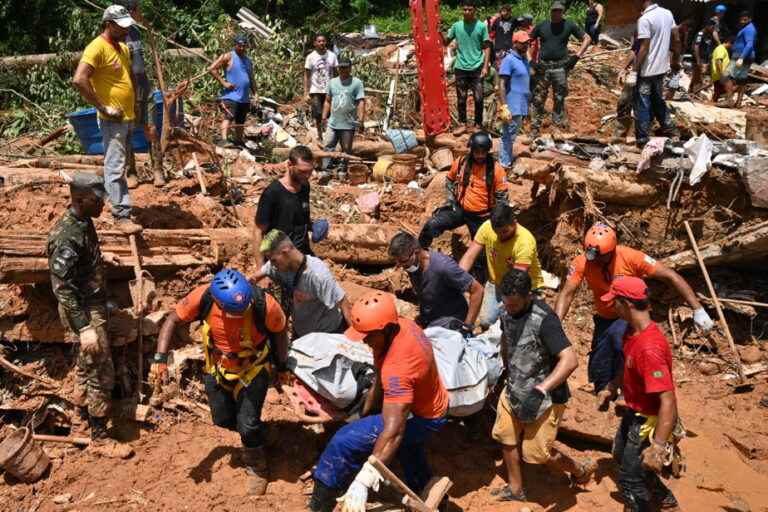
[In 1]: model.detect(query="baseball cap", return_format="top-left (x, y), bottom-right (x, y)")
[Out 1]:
top-left (601, 276), bottom-right (649, 302)
top-left (233, 33), bottom-right (248, 45)
top-left (259, 229), bottom-right (288, 253)
top-left (103, 5), bottom-right (136, 28)
top-left (513, 31), bottom-right (531, 44)
top-left (715, 4), bottom-right (727, 13)
top-left (551, 1), bottom-right (565, 11)
top-left (521, 13), bottom-right (534, 21)
top-left (338, 57), bottom-right (352, 67)
top-left (70, 173), bottom-right (107, 199)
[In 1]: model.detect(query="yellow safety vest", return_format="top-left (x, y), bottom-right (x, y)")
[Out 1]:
top-left (201, 306), bottom-right (271, 399)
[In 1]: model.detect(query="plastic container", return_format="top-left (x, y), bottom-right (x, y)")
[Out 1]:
top-left (430, 147), bottom-right (454, 171)
top-left (0, 428), bottom-right (51, 483)
top-left (386, 129), bottom-right (418, 154)
top-left (390, 154), bottom-right (417, 183)
top-left (348, 164), bottom-right (369, 185)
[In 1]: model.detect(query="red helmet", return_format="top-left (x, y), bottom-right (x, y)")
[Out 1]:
top-left (584, 223), bottom-right (617, 261)
top-left (349, 291), bottom-right (399, 336)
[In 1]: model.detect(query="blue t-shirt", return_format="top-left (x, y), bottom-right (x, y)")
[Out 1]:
top-left (733, 22), bottom-right (757, 61)
top-left (328, 76), bottom-right (365, 130)
top-left (409, 251), bottom-right (474, 327)
top-left (499, 50), bottom-right (531, 116)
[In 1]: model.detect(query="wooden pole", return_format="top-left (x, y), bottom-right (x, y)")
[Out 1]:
top-left (0, 355), bottom-right (58, 388)
top-left (367, 455), bottom-right (432, 512)
top-left (128, 234), bottom-right (145, 402)
top-left (683, 221), bottom-right (746, 382)
top-left (33, 434), bottom-right (90, 447)
top-left (716, 297), bottom-right (768, 309)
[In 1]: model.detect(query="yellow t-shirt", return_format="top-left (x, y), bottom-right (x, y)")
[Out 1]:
top-left (80, 36), bottom-right (135, 121)
top-left (711, 44), bottom-right (730, 82)
top-left (474, 221), bottom-right (545, 289)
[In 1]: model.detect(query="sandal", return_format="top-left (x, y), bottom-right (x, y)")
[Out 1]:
top-left (490, 485), bottom-right (527, 502)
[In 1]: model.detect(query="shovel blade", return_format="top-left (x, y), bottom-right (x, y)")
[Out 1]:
top-left (129, 270), bottom-right (156, 311)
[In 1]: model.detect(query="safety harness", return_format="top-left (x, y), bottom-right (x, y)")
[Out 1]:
top-left (455, 155), bottom-right (497, 214)
top-left (197, 287), bottom-right (273, 399)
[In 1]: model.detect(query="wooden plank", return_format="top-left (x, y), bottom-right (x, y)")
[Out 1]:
top-left (367, 455), bottom-right (432, 512)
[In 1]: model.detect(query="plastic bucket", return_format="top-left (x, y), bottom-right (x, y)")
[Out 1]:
top-left (372, 156), bottom-right (394, 181)
top-left (390, 154), bottom-right (417, 183)
top-left (430, 147), bottom-right (454, 171)
top-left (348, 164), bottom-right (369, 185)
top-left (66, 108), bottom-right (150, 155)
top-left (387, 129), bottom-right (418, 154)
top-left (0, 428), bottom-right (51, 483)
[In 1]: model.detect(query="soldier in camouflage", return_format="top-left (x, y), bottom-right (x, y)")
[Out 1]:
top-left (490, 269), bottom-right (595, 502)
top-left (47, 173), bottom-right (131, 458)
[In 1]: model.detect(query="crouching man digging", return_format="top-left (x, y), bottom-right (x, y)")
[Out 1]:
top-left (491, 269), bottom-right (596, 502)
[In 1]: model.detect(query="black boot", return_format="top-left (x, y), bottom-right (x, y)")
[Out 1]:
top-left (308, 480), bottom-right (340, 512)
top-left (88, 415), bottom-right (110, 440)
top-left (623, 494), bottom-right (652, 512)
top-left (87, 416), bottom-right (134, 459)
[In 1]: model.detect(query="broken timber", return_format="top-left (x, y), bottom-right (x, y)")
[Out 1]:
top-left (662, 220), bottom-right (768, 271)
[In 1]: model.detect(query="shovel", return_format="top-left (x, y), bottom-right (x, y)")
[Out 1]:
top-left (128, 234), bottom-right (156, 401)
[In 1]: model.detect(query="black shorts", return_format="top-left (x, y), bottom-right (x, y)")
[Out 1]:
top-left (220, 100), bottom-right (249, 124)
top-left (310, 93), bottom-right (326, 122)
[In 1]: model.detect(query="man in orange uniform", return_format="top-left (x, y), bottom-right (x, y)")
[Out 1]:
top-left (554, 223), bottom-right (713, 392)
top-left (308, 292), bottom-right (449, 512)
top-left (150, 268), bottom-right (289, 496)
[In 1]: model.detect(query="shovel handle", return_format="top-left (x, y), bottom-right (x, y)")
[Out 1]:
top-left (128, 234), bottom-right (143, 279)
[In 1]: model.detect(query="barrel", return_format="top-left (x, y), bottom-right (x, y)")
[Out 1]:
top-left (0, 428), bottom-right (51, 483)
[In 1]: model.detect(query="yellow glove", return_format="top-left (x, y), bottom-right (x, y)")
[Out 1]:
top-left (498, 103), bottom-right (513, 123)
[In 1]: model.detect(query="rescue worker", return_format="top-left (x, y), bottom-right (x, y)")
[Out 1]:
top-left (47, 173), bottom-right (132, 458)
top-left (252, 229), bottom-right (352, 338)
top-left (209, 34), bottom-right (256, 146)
top-left (388, 231), bottom-right (484, 331)
top-left (419, 131), bottom-right (509, 255)
top-left (492, 269), bottom-right (596, 502)
top-left (554, 223), bottom-right (714, 393)
top-left (597, 277), bottom-right (681, 512)
top-left (308, 292), bottom-right (449, 511)
top-left (150, 268), bottom-right (289, 495)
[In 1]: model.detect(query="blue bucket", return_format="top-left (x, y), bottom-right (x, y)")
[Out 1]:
top-left (67, 108), bottom-right (149, 155)
top-left (386, 129), bottom-right (418, 154)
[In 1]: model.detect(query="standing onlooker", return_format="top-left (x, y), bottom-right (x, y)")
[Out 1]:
top-left (585, 0), bottom-right (604, 46)
top-left (690, 19), bottom-right (717, 93)
top-left (529, 2), bottom-right (591, 137)
top-left (729, 11), bottom-right (757, 108)
top-left (497, 31), bottom-right (531, 168)
top-left (711, 36), bottom-right (733, 104)
top-left (490, 5), bottom-right (517, 70)
top-left (633, 1), bottom-right (681, 148)
top-left (72, 5), bottom-right (141, 234)
top-left (209, 34), bottom-right (256, 146)
top-left (518, 14), bottom-right (539, 63)
top-left (597, 277), bottom-right (681, 512)
top-left (322, 57), bottom-right (365, 178)
top-left (445, 1), bottom-right (491, 131)
top-left (712, 4), bottom-right (729, 45)
top-left (613, 31), bottom-right (640, 140)
top-left (304, 34), bottom-right (338, 140)
top-left (490, 269), bottom-right (596, 502)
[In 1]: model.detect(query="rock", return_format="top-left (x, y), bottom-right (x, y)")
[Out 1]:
top-left (52, 493), bottom-right (72, 504)
top-left (740, 346), bottom-right (763, 364)
top-left (520, 508), bottom-right (533, 512)
top-left (698, 361), bottom-right (721, 376)
top-left (728, 494), bottom-right (751, 512)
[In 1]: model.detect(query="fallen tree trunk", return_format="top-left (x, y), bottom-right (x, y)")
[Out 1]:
top-left (315, 224), bottom-right (401, 266)
top-left (0, 167), bottom-right (92, 187)
top-left (662, 220), bottom-right (768, 271)
top-left (556, 165), bottom-right (659, 207)
top-left (8, 154), bottom-right (148, 168)
top-left (0, 48), bottom-right (205, 70)
top-left (513, 158), bottom-right (562, 184)
top-left (340, 281), bottom-right (418, 320)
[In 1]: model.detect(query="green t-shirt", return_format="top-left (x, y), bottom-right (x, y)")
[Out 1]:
top-left (447, 20), bottom-right (490, 71)
top-left (328, 76), bottom-right (365, 130)
top-left (531, 19), bottom-right (585, 62)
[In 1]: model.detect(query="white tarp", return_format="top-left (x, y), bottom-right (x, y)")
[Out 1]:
top-left (684, 133), bottom-right (713, 186)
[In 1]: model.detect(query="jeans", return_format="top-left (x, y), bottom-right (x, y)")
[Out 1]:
top-left (613, 412), bottom-right (677, 511)
top-left (478, 281), bottom-right (503, 328)
top-left (455, 67), bottom-right (484, 126)
top-left (99, 118), bottom-right (133, 219)
top-left (323, 127), bottom-right (356, 172)
top-left (634, 74), bottom-right (674, 144)
top-left (204, 369), bottom-right (269, 448)
top-left (499, 115), bottom-right (524, 167)
top-left (588, 315), bottom-right (628, 392)
top-left (313, 414), bottom-right (446, 492)
top-left (615, 83), bottom-right (635, 137)
top-left (419, 206), bottom-right (488, 280)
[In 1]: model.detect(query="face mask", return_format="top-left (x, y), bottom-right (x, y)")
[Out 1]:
top-left (406, 263), bottom-right (419, 273)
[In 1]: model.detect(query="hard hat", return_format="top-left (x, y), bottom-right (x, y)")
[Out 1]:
top-left (348, 291), bottom-right (398, 337)
top-left (715, 4), bottom-right (727, 14)
top-left (513, 31), bottom-right (531, 44)
top-left (210, 268), bottom-right (253, 313)
top-left (468, 131), bottom-right (493, 152)
top-left (583, 223), bottom-right (617, 261)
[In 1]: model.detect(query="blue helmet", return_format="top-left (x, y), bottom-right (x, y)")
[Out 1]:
top-left (715, 4), bottom-right (726, 13)
top-left (210, 269), bottom-right (253, 313)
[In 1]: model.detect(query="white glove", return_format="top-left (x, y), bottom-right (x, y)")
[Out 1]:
top-left (336, 462), bottom-right (383, 512)
top-left (100, 106), bottom-right (123, 119)
top-left (693, 307), bottom-right (714, 332)
top-left (78, 324), bottom-right (101, 355)
top-left (625, 71), bottom-right (637, 86)
top-left (736, 58), bottom-right (744, 68)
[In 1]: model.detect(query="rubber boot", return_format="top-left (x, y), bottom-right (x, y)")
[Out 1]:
top-left (88, 416), bottom-right (134, 459)
top-left (308, 480), bottom-right (340, 512)
top-left (243, 446), bottom-right (269, 496)
top-left (623, 494), bottom-right (652, 512)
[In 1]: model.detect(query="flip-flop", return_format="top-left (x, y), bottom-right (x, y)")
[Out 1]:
top-left (490, 485), bottom-right (527, 502)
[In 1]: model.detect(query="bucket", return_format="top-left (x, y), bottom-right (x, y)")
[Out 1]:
top-left (348, 164), bottom-right (369, 185)
top-left (386, 129), bottom-right (418, 154)
top-left (372, 156), bottom-right (394, 181)
top-left (0, 428), bottom-right (51, 483)
top-left (390, 154), bottom-right (417, 183)
top-left (67, 109), bottom-right (150, 155)
top-left (430, 147), bottom-right (454, 171)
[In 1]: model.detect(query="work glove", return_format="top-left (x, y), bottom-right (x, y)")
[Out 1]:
top-left (641, 441), bottom-right (667, 474)
top-left (148, 362), bottom-right (168, 387)
top-left (518, 387), bottom-right (547, 423)
top-left (100, 106), bottom-right (124, 120)
top-left (311, 219), bottom-right (330, 243)
top-left (498, 103), bottom-right (513, 124)
top-left (736, 58), bottom-right (744, 68)
top-left (693, 307), bottom-right (714, 332)
top-left (78, 324), bottom-right (101, 356)
top-left (625, 71), bottom-right (638, 87)
top-left (337, 461), bottom-right (383, 512)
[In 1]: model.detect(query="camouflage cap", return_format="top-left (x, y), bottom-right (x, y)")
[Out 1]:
top-left (70, 173), bottom-right (107, 199)
top-left (259, 229), bottom-right (289, 254)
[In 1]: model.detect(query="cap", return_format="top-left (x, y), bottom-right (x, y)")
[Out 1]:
top-left (338, 57), bottom-right (352, 67)
top-left (259, 229), bottom-right (288, 253)
top-left (513, 31), bottom-right (531, 44)
top-left (551, 1), bottom-right (565, 11)
top-left (70, 173), bottom-right (107, 199)
top-left (601, 276), bottom-right (649, 302)
top-left (233, 33), bottom-right (248, 45)
top-left (103, 5), bottom-right (136, 28)
top-left (715, 4), bottom-right (727, 13)
top-left (521, 13), bottom-right (534, 21)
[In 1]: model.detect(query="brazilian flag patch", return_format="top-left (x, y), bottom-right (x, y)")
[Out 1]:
top-left (652, 370), bottom-right (664, 378)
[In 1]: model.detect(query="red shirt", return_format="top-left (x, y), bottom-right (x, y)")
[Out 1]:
top-left (374, 318), bottom-right (448, 419)
top-left (622, 322), bottom-right (675, 416)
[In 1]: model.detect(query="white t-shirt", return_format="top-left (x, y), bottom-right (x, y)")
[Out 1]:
top-left (304, 50), bottom-right (338, 94)
top-left (637, 4), bottom-right (676, 77)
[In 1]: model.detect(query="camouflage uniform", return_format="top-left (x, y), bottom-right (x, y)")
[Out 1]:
top-left (530, 58), bottom-right (570, 132)
top-left (47, 209), bottom-right (114, 418)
